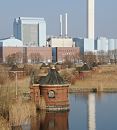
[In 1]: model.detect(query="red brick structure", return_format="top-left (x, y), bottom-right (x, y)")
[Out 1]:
top-left (39, 67), bottom-right (69, 111)
top-left (0, 47), bottom-right (52, 63)
top-left (0, 47), bottom-right (80, 64)
top-left (26, 47), bottom-right (52, 63)
top-left (9, 64), bottom-right (26, 79)
top-left (0, 47), bottom-right (23, 63)
top-left (57, 47), bottom-right (80, 63)
top-left (30, 84), bottom-right (40, 105)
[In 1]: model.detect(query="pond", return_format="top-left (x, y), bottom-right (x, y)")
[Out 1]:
top-left (21, 93), bottom-right (117, 130)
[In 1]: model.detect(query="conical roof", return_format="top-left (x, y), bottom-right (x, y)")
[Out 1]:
top-left (39, 67), bottom-right (66, 85)
top-left (10, 64), bottom-right (24, 71)
top-left (80, 63), bottom-right (90, 71)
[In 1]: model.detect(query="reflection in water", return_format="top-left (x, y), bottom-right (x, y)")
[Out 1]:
top-left (24, 111), bottom-right (69, 130)
top-left (40, 111), bottom-right (69, 130)
top-left (88, 93), bottom-right (96, 130)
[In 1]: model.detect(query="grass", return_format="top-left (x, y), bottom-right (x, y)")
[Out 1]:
top-left (70, 64), bottom-right (117, 89)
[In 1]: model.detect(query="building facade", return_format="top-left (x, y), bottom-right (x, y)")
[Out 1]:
top-left (52, 47), bottom-right (80, 63)
top-left (96, 37), bottom-right (108, 52)
top-left (13, 17), bottom-right (46, 47)
top-left (47, 37), bottom-right (75, 47)
top-left (73, 38), bottom-right (94, 53)
top-left (0, 37), bottom-right (79, 64)
top-left (26, 47), bottom-right (52, 63)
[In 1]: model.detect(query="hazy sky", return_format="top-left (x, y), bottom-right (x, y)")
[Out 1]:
top-left (0, 0), bottom-right (117, 39)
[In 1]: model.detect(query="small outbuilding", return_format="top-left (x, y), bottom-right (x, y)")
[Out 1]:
top-left (39, 67), bottom-right (69, 111)
top-left (9, 64), bottom-right (26, 79)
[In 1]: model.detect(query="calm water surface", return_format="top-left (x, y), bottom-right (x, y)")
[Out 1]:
top-left (22, 93), bottom-right (117, 130)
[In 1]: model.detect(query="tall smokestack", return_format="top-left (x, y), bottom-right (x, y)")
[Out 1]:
top-left (60, 14), bottom-right (63, 37)
top-left (65, 13), bottom-right (68, 37)
top-left (87, 0), bottom-right (95, 39)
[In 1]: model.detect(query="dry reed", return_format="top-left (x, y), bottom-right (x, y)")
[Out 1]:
top-left (9, 100), bottom-right (36, 127)
top-left (0, 116), bottom-right (11, 130)
top-left (39, 96), bottom-right (46, 110)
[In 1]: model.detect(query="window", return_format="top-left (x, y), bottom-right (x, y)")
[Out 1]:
top-left (48, 90), bottom-right (55, 98)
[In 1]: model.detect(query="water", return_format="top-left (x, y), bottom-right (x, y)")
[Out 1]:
top-left (21, 93), bottom-right (117, 130)
top-left (69, 93), bottom-right (117, 130)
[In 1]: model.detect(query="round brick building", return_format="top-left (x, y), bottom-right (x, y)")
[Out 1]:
top-left (39, 67), bottom-right (69, 111)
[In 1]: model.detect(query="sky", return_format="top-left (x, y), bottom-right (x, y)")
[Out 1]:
top-left (0, 0), bottom-right (117, 39)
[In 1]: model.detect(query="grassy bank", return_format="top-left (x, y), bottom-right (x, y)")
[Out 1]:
top-left (70, 64), bottom-right (117, 92)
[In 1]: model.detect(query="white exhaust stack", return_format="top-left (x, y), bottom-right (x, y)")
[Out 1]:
top-left (65, 13), bottom-right (68, 37)
top-left (87, 0), bottom-right (95, 39)
top-left (60, 14), bottom-right (63, 37)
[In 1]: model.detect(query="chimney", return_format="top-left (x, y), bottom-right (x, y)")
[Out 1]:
top-left (65, 13), bottom-right (68, 37)
top-left (60, 14), bottom-right (63, 37)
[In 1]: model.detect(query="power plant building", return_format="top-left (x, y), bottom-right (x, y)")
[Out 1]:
top-left (13, 17), bottom-right (46, 47)
top-left (96, 37), bottom-right (108, 52)
top-left (73, 38), bottom-right (94, 53)
top-left (108, 39), bottom-right (115, 51)
top-left (47, 37), bottom-right (75, 47)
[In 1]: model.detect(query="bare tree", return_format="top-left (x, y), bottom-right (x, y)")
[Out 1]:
top-left (30, 53), bottom-right (42, 63)
top-left (81, 51), bottom-right (97, 66)
top-left (74, 52), bottom-right (80, 63)
top-left (6, 52), bottom-right (23, 66)
top-left (108, 49), bottom-right (117, 64)
top-left (97, 50), bottom-right (110, 64)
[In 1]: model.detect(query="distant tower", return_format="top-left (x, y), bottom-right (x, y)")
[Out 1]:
top-left (87, 0), bottom-right (95, 39)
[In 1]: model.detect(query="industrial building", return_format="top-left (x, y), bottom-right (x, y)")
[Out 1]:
top-left (73, 38), bottom-right (94, 53)
top-left (47, 37), bottom-right (75, 47)
top-left (96, 37), bottom-right (108, 52)
top-left (13, 17), bottom-right (46, 47)
top-left (46, 13), bottom-right (75, 48)
top-left (0, 37), bottom-right (51, 63)
top-left (0, 37), bottom-right (80, 64)
top-left (0, 36), bottom-right (23, 47)
top-left (52, 47), bottom-right (80, 63)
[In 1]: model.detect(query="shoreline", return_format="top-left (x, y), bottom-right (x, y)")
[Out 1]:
top-left (69, 87), bottom-right (117, 93)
